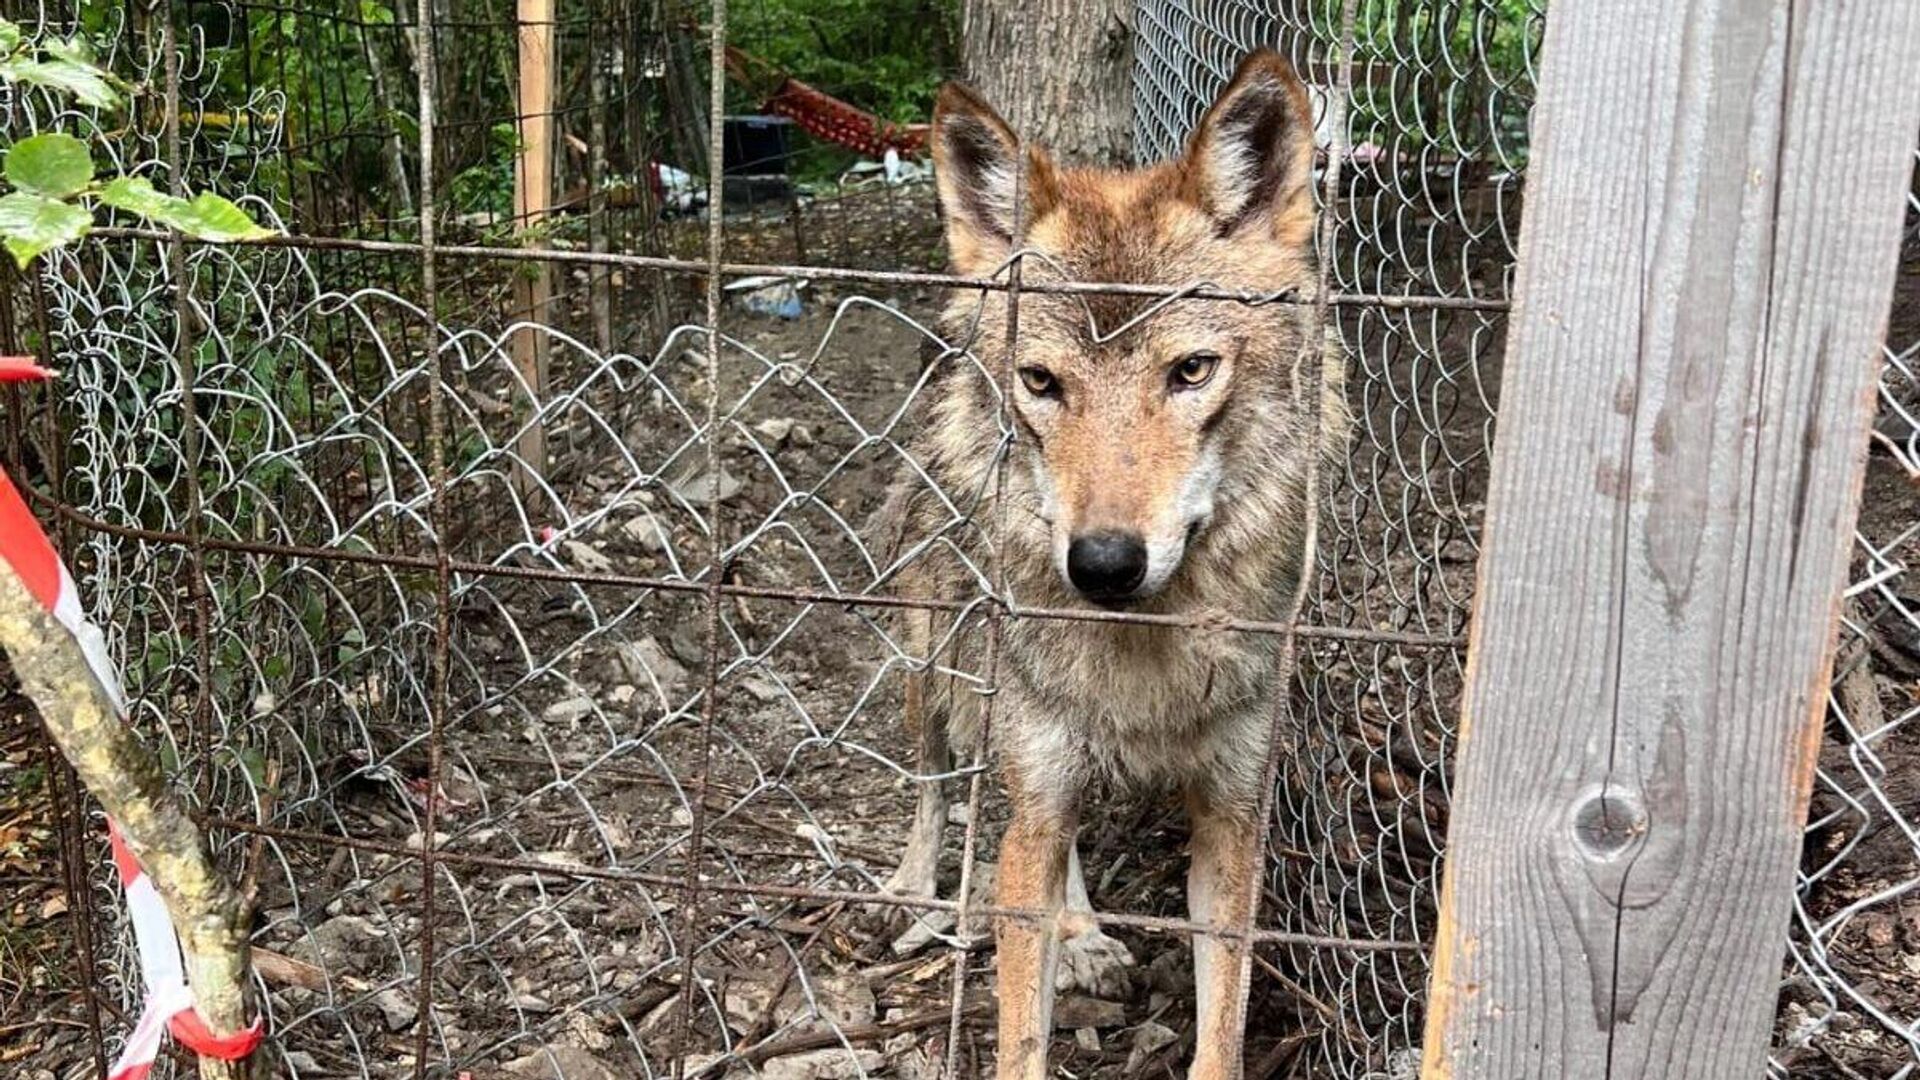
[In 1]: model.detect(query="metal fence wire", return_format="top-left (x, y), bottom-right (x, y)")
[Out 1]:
top-left (5, 0), bottom-right (1918, 1077)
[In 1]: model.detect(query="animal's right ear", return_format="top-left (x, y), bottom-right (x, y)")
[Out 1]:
top-left (1182, 50), bottom-right (1315, 248)
top-left (931, 82), bottom-right (1059, 274)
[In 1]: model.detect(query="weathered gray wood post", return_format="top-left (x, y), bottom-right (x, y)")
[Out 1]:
top-left (1420, 2), bottom-right (1920, 1077)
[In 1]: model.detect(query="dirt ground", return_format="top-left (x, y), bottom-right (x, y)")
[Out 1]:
top-left (4, 181), bottom-right (1920, 1080)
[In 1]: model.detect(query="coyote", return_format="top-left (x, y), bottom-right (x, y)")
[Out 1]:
top-left (876, 50), bottom-right (1345, 1079)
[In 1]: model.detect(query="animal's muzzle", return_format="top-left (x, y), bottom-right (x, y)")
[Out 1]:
top-left (1066, 530), bottom-right (1149, 604)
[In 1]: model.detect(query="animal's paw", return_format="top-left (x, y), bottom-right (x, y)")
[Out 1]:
top-left (874, 860), bottom-right (943, 955)
top-left (1054, 924), bottom-right (1135, 997)
top-left (880, 856), bottom-right (941, 900)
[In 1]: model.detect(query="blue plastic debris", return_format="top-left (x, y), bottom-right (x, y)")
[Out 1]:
top-left (726, 275), bottom-right (805, 319)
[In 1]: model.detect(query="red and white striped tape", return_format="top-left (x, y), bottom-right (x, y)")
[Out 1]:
top-left (103, 819), bottom-right (264, 1078)
top-left (0, 356), bottom-right (54, 383)
top-left (0, 454), bottom-right (127, 717)
top-left (0, 379), bottom-right (263, 1075)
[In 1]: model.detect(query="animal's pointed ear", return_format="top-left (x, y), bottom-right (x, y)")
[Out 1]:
top-left (1183, 50), bottom-right (1315, 246)
top-left (931, 82), bottom-right (1060, 273)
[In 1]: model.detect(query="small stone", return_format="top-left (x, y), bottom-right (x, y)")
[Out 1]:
top-left (794, 823), bottom-right (838, 863)
top-left (1074, 1027), bottom-right (1101, 1052)
top-left (723, 976), bottom-right (780, 1032)
top-left (754, 417), bottom-right (798, 443)
top-left (883, 1028), bottom-right (935, 1080)
top-left (1125, 1021), bottom-right (1179, 1072)
top-left (618, 637), bottom-right (689, 698)
top-left (740, 674), bottom-right (782, 702)
top-left (561, 540), bottom-right (614, 573)
top-left (636, 995), bottom-right (684, 1039)
top-left (621, 512), bottom-right (670, 553)
top-left (668, 621), bottom-right (706, 667)
top-left (761, 1048), bottom-right (885, 1080)
top-left (373, 988), bottom-right (417, 1031)
top-left (752, 418), bottom-right (816, 448)
top-left (543, 696), bottom-right (595, 723)
top-left (668, 464), bottom-right (743, 505)
top-left (1144, 946), bottom-right (1192, 993)
top-left (790, 974), bottom-right (875, 1030)
top-left (504, 1045), bottom-right (621, 1080)
top-left (292, 914), bottom-right (386, 966)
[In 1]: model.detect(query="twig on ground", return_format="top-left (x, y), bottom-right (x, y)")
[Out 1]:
top-left (687, 1001), bottom-right (991, 1077)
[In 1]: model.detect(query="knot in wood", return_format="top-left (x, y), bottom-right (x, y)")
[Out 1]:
top-left (1571, 790), bottom-right (1647, 858)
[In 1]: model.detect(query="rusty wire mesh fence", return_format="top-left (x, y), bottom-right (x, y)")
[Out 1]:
top-left (4, 0), bottom-right (1918, 1078)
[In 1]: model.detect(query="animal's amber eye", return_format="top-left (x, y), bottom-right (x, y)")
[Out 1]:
top-left (1017, 366), bottom-right (1060, 398)
top-left (1171, 352), bottom-right (1220, 389)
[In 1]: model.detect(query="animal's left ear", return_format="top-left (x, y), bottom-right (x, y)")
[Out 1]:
top-left (1183, 49), bottom-right (1315, 246)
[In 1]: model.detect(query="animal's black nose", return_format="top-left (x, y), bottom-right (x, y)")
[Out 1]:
top-left (1066, 531), bottom-right (1148, 602)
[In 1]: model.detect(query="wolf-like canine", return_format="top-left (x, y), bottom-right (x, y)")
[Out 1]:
top-left (876, 49), bottom-right (1344, 1079)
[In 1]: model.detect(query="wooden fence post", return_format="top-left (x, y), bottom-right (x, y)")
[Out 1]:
top-left (513, 0), bottom-right (556, 498)
top-left (1420, 3), bottom-right (1920, 1078)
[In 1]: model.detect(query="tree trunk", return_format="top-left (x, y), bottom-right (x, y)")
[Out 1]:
top-left (960, 0), bottom-right (1134, 166)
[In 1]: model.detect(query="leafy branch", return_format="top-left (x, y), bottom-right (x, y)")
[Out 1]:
top-left (0, 18), bottom-right (274, 267)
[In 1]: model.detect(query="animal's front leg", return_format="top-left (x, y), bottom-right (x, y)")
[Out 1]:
top-left (1055, 843), bottom-right (1135, 996)
top-left (994, 785), bottom-right (1075, 1080)
top-left (884, 648), bottom-right (949, 898)
top-left (1186, 790), bottom-right (1260, 1080)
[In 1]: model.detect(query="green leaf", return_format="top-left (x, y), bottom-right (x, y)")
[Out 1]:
top-left (0, 57), bottom-right (121, 109)
top-left (42, 37), bottom-right (95, 65)
top-left (0, 190), bottom-right (92, 266)
top-left (0, 20), bottom-right (21, 56)
top-left (98, 175), bottom-right (185, 219)
top-left (100, 179), bottom-right (273, 241)
top-left (155, 192), bottom-right (274, 242)
top-left (5, 132), bottom-right (93, 198)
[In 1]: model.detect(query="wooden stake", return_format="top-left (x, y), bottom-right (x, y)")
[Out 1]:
top-left (512, 0), bottom-right (556, 499)
top-left (1420, 3), bottom-right (1920, 1076)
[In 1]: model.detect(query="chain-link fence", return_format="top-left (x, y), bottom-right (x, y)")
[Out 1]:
top-left (1135, 4), bottom-right (1528, 1076)
top-left (5, 0), bottom-right (1918, 1078)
